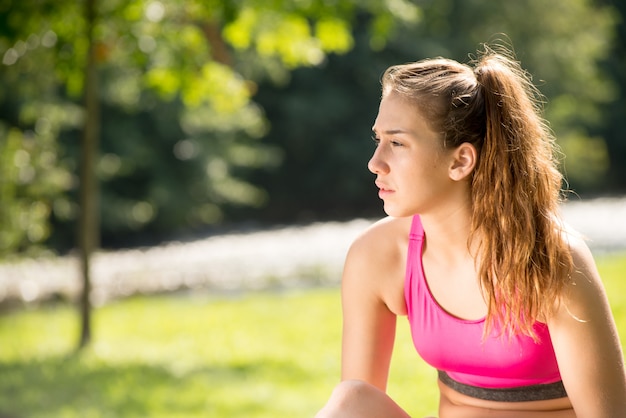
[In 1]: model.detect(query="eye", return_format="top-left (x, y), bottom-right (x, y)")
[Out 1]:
top-left (371, 135), bottom-right (380, 146)
top-left (390, 140), bottom-right (403, 147)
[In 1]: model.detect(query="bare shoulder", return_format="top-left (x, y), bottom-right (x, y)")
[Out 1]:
top-left (561, 227), bottom-right (604, 301)
top-left (347, 216), bottom-right (412, 270)
top-left (342, 216), bottom-right (412, 315)
top-left (564, 226), bottom-right (596, 269)
top-left (351, 216), bottom-right (411, 250)
top-left (555, 226), bottom-right (606, 313)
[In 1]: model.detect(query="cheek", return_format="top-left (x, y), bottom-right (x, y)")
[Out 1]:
top-left (402, 157), bottom-right (449, 193)
top-left (401, 155), bottom-right (435, 178)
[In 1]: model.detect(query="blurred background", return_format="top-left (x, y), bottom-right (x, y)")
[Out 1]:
top-left (1, 0), bottom-right (624, 256)
top-left (1, 0), bottom-right (626, 416)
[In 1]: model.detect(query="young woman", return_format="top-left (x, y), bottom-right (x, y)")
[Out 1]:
top-left (315, 46), bottom-right (626, 417)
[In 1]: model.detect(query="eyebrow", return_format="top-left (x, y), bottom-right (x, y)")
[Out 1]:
top-left (371, 128), bottom-right (413, 135)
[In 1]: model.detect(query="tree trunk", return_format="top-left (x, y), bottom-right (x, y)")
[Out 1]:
top-left (78, 0), bottom-right (100, 350)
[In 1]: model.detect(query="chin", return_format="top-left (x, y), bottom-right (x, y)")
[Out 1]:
top-left (383, 205), bottom-right (411, 218)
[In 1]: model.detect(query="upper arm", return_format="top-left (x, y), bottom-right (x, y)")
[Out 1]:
top-left (340, 220), bottom-right (405, 391)
top-left (549, 238), bottom-right (626, 417)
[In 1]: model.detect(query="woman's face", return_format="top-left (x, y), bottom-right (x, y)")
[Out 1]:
top-left (369, 92), bottom-right (456, 217)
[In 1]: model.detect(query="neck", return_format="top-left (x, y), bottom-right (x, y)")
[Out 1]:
top-left (419, 202), bottom-right (478, 262)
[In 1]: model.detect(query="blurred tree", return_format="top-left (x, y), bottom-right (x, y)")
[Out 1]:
top-left (0, 0), bottom-right (79, 258)
top-left (253, 0), bottom-right (619, 225)
top-left (450, 0), bottom-right (618, 192)
top-left (0, 0), bottom-right (420, 347)
top-left (78, 0), bottom-right (99, 348)
top-left (0, 122), bottom-right (72, 257)
top-left (252, 19), bottom-right (392, 223)
top-left (596, 0), bottom-right (626, 193)
top-left (0, 0), bottom-right (620, 348)
top-left (3, 0), bottom-right (616, 254)
top-left (2, 0), bottom-right (421, 250)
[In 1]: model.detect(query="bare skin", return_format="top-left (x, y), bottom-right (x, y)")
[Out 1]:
top-left (316, 92), bottom-right (626, 417)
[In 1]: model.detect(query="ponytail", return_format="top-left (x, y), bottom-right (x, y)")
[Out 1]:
top-left (471, 47), bottom-right (572, 339)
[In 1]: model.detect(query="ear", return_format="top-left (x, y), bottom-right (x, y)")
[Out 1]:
top-left (449, 142), bottom-right (477, 181)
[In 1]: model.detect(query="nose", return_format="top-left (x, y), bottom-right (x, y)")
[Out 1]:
top-left (367, 146), bottom-right (389, 175)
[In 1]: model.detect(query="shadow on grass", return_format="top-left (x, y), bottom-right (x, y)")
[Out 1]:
top-left (0, 354), bottom-right (312, 417)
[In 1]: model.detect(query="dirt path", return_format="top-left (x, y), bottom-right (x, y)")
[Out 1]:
top-left (1, 197), bottom-right (625, 306)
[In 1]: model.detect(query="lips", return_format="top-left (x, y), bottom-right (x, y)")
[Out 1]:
top-left (375, 181), bottom-right (392, 191)
top-left (375, 181), bottom-right (394, 197)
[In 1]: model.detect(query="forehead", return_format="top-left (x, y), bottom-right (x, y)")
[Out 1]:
top-left (373, 92), bottom-right (436, 136)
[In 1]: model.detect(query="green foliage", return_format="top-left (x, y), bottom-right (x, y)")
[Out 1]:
top-left (251, 24), bottom-right (390, 222)
top-left (0, 0), bottom-right (622, 254)
top-left (414, 0), bottom-right (618, 190)
top-left (0, 0), bottom-right (421, 252)
top-left (481, 0), bottom-right (617, 190)
top-left (1, 251), bottom-right (625, 417)
top-left (0, 0), bottom-right (82, 255)
top-left (252, 0), bottom-right (620, 223)
top-left (598, 0), bottom-right (626, 191)
top-left (0, 122), bottom-right (74, 257)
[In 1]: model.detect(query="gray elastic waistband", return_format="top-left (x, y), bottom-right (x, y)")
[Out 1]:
top-left (438, 370), bottom-right (567, 402)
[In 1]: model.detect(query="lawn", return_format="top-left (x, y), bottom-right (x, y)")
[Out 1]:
top-left (1, 252), bottom-right (625, 418)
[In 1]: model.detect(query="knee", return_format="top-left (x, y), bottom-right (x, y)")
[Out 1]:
top-left (315, 380), bottom-right (378, 418)
top-left (332, 379), bottom-right (376, 397)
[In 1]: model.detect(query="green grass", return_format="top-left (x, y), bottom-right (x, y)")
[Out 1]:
top-left (1, 252), bottom-right (625, 418)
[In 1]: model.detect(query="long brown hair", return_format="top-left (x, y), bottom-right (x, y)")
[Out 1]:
top-left (382, 45), bottom-right (573, 339)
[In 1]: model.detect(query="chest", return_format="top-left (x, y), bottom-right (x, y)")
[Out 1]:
top-left (421, 253), bottom-right (487, 321)
top-left (406, 304), bottom-right (560, 387)
top-left (404, 238), bottom-right (561, 387)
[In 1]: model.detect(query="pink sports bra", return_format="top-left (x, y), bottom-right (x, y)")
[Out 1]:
top-left (404, 215), bottom-right (567, 401)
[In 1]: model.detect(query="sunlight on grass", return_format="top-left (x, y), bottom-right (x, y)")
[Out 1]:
top-left (0, 290), bottom-right (345, 417)
top-left (0, 251), bottom-right (624, 417)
